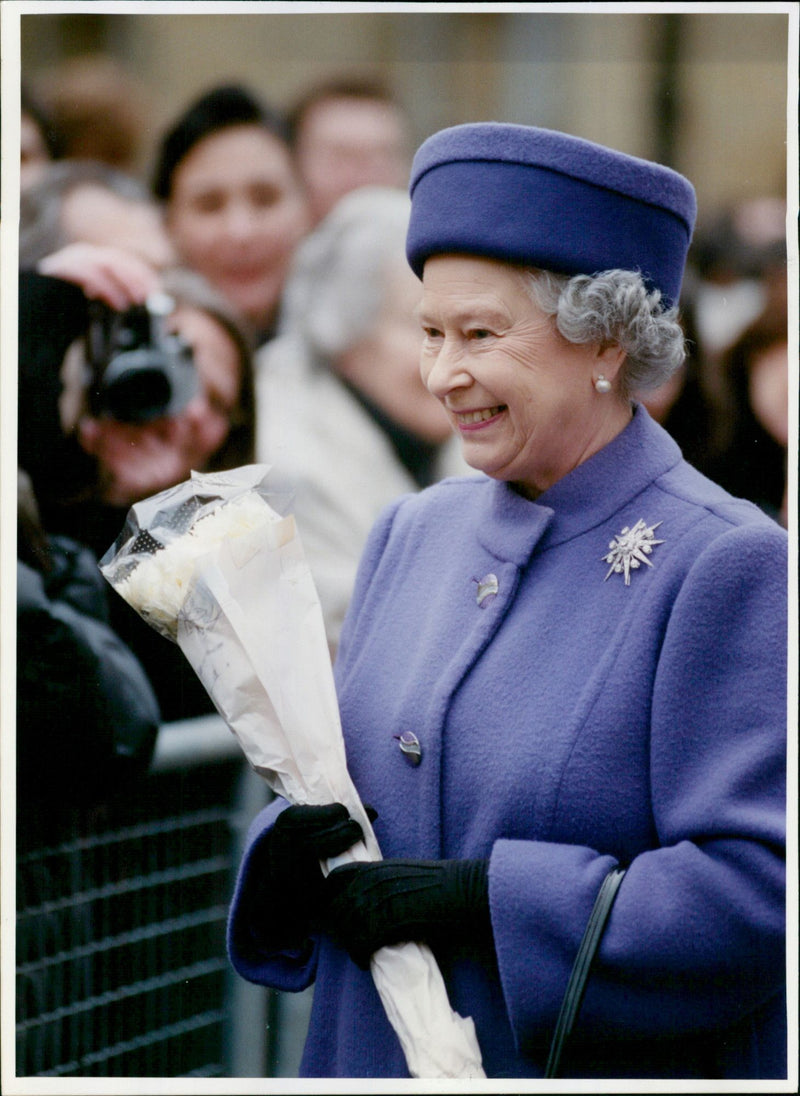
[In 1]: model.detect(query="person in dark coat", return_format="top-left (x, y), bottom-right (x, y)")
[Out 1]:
top-left (226, 124), bottom-right (787, 1079)
top-left (17, 469), bottom-right (159, 811)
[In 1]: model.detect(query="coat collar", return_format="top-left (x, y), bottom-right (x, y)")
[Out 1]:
top-left (474, 404), bottom-right (682, 564)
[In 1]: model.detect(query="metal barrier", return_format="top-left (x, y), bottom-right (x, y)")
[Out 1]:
top-left (15, 715), bottom-right (310, 1079)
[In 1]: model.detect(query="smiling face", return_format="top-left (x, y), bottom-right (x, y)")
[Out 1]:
top-left (165, 125), bottom-right (309, 333)
top-left (418, 254), bottom-right (630, 498)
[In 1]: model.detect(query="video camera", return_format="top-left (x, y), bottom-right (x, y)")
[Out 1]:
top-left (85, 293), bottom-right (199, 424)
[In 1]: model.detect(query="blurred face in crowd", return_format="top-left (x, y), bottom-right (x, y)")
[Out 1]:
top-left (60, 184), bottom-right (176, 270)
top-left (20, 111), bottom-right (52, 190)
top-left (294, 97), bottom-right (410, 225)
top-left (418, 254), bottom-right (628, 498)
top-left (748, 339), bottom-right (788, 448)
top-left (165, 125), bottom-right (309, 334)
top-left (335, 261), bottom-right (452, 445)
top-left (638, 366), bottom-right (686, 424)
top-left (75, 304), bottom-right (244, 507)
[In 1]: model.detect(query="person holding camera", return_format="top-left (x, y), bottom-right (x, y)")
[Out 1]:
top-left (20, 243), bottom-right (255, 548)
top-left (19, 243), bottom-right (257, 718)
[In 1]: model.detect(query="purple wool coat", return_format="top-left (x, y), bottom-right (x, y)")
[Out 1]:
top-left (227, 405), bottom-right (787, 1079)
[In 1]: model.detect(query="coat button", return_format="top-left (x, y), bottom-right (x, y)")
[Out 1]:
top-left (395, 732), bottom-right (422, 766)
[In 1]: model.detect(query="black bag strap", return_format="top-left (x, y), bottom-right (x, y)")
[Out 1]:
top-left (544, 866), bottom-right (627, 1078)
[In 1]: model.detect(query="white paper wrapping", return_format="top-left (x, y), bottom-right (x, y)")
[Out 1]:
top-left (100, 465), bottom-right (485, 1079)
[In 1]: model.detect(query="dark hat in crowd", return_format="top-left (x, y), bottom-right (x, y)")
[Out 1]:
top-left (152, 83), bottom-right (288, 201)
top-left (406, 122), bottom-right (697, 308)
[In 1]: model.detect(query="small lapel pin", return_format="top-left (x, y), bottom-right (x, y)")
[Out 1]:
top-left (475, 573), bottom-right (499, 607)
top-left (395, 732), bottom-right (422, 766)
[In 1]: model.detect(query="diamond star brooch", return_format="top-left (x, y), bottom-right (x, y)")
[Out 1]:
top-left (602, 519), bottom-right (664, 585)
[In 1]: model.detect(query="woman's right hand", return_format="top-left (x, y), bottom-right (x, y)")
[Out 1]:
top-left (247, 803), bottom-right (366, 947)
top-left (37, 242), bottom-right (162, 312)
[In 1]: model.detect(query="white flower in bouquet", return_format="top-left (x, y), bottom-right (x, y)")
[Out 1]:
top-left (115, 492), bottom-right (284, 640)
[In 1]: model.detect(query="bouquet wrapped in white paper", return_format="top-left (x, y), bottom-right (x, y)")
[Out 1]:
top-left (100, 465), bottom-right (485, 1079)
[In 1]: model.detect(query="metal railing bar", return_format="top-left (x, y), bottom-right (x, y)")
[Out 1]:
top-left (17, 855), bottom-right (230, 918)
top-left (17, 956), bottom-right (228, 1032)
top-left (34, 1009), bottom-right (225, 1076)
top-left (18, 808), bottom-right (231, 862)
top-left (17, 904), bottom-right (229, 975)
top-left (151, 715), bottom-right (242, 773)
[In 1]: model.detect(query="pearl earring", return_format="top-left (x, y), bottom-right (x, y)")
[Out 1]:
top-left (594, 374), bottom-right (612, 394)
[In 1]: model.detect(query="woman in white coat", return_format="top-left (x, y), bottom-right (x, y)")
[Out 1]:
top-left (256, 186), bottom-right (469, 652)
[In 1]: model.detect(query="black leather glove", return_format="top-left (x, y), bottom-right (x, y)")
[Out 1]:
top-left (322, 858), bottom-right (492, 969)
top-left (247, 803), bottom-right (367, 948)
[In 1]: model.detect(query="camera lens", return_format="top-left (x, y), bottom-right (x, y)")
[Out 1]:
top-left (86, 299), bottom-right (199, 423)
top-left (99, 349), bottom-right (178, 423)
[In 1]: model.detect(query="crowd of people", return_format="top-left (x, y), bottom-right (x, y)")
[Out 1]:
top-left (18, 71), bottom-right (421, 748)
top-left (17, 59), bottom-right (788, 1080)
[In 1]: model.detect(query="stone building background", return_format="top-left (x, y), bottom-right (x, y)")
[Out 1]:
top-left (19, 8), bottom-right (792, 231)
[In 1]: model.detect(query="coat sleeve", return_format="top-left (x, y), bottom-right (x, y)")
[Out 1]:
top-left (226, 797), bottom-right (320, 992)
top-left (489, 520), bottom-right (787, 1055)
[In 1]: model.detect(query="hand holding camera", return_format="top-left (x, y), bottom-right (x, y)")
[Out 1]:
top-left (40, 243), bottom-right (199, 426)
top-left (37, 242), bottom-right (162, 312)
top-left (36, 244), bottom-right (204, 508)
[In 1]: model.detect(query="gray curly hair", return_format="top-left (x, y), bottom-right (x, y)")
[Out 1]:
top-left (522, 268), bottom-right (687, 393)
top-left (277, 185), bottom-right (411, 360)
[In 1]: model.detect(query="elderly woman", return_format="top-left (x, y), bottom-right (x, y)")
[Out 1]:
top-left (227, 124), bottom-right (787, 1079)
top-left (256, 185), bottom-right (466, 651)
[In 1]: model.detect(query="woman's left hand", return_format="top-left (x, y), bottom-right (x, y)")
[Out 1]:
top-left (322, 857), bottom-right (492, 969)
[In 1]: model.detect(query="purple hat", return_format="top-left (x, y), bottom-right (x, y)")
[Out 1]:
top-left (406, 122), bottom-right (697, 307)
